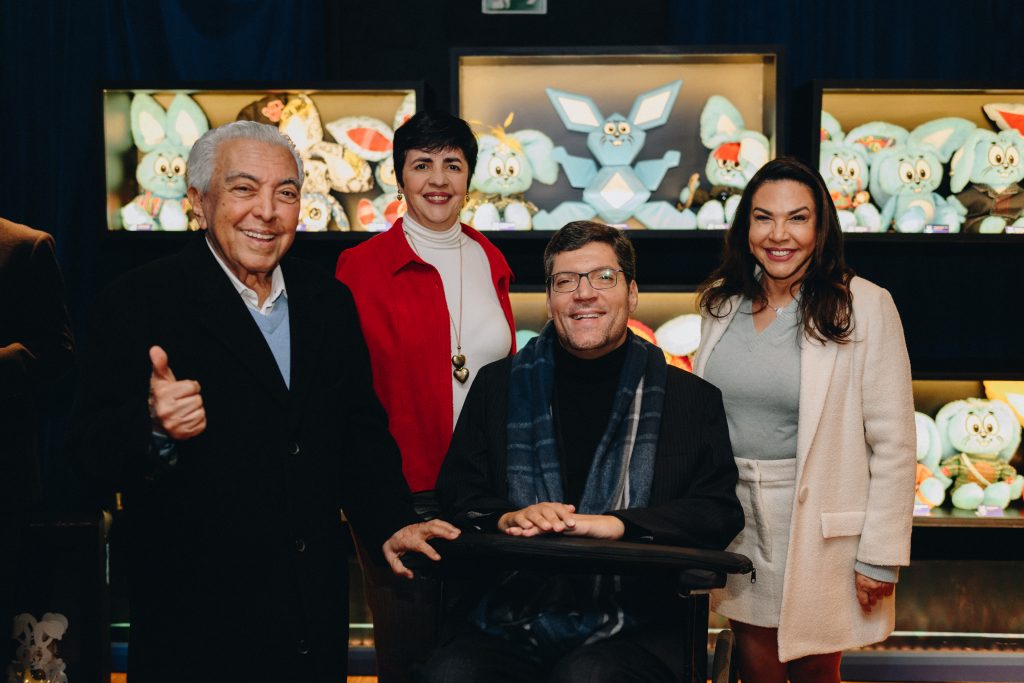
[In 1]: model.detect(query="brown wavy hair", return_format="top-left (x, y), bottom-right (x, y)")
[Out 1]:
top-left (697, 157), bottom-right (855, 344)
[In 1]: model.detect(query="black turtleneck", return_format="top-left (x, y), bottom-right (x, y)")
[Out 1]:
top-left (552, 337), bottom-right (629, 506)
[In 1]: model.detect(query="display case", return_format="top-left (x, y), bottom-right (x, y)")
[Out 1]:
top-left (452, 48), bottom-right (779, 231)
top-left (808, 83), bottom-right (1024, 678)
top-left (811, 81), bottom-right (1024, 235)
top-left (101, 84), bottom-right (421, 236)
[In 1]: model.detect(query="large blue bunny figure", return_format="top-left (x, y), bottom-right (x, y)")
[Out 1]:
top-left (869, 117), bottom-right (976, 233)
top-left (532, 80), bottom-right (694, 229)
top-left (949, 125), bottom-right (1024, 234)
top-left (120, 93), bottom-right (209, 231)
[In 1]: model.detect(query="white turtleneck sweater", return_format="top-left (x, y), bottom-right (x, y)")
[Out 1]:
top-left (402, 216), bottom-right (512, 425)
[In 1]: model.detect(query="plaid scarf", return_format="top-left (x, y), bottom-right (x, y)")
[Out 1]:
top-left (472, 323), bottom-right (667, 658)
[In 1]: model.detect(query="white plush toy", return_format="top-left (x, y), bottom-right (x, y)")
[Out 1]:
top-left (8, 612), bottom-right (68, 683)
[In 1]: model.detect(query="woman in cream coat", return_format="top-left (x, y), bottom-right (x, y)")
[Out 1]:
top-left (693, 158), bottom-right (916, 682)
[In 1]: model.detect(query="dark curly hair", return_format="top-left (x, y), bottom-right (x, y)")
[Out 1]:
top-left (392, 110), bottom-right (478, 187)
top-left (697, 157), bottom-right (855, 344)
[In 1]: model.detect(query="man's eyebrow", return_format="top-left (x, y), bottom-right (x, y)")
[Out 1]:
top-left (225, 171), bottom-right (260, 183)
top-left (223, 171), bottom-right (300, 188)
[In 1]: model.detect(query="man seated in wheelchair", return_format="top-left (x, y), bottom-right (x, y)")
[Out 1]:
top-left (421, 221), bottom-right (743, 683)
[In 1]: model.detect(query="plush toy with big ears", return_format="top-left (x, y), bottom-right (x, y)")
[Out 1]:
top-left (936, 398), bottom-right (1022, 510)
top-left (948, 104), bottom-right (1024, 234)
top-left (678, 95), bottom-right (770, 230)
top-left (818, 112), bottom-right (907, 232)
top-left (533, 80), bottom-right (694, 229)
top-left (462, 112), bottom-right (559, 230)
top-left (869, 117), bottom-right (975, 232)
top-left (120, 93), bottom-right (209, 231)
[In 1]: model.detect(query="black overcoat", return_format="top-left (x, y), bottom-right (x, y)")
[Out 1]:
top-left (71, 235), bottom-right (416, 682)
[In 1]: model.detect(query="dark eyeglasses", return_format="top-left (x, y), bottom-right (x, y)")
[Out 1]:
top-left (547, 268), bottom-right (624, 293)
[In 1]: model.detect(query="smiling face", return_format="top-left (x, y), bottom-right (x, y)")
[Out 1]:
top-left (188, 138), bottom-right (301, 296)
top-left (748, 180), bottom-right (818, 291)
top-left (546, 241), bottom-right (638, 360)
top-left (399, 147), bottom-right (469, 231)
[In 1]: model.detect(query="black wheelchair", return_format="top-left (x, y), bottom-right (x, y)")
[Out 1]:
top-left (412, 533), bottom-right (752, 683)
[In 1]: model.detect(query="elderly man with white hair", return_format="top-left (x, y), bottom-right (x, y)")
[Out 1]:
top-left (71, 121), bottom-right (458, 682)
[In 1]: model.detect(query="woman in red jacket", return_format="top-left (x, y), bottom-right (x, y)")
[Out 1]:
top-left (336, 110), bottom-right (515, 682)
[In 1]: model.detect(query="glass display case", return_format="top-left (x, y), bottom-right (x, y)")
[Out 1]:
top-left (452, 48), bottom-right (779, 230)
top-left (812, 81), bottom-right (1024, 235)
top-left (101, 84), bottom-right (420, 236)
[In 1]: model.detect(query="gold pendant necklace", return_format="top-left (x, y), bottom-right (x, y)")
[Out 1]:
top-left (405, 228), bottom-right (469, 384)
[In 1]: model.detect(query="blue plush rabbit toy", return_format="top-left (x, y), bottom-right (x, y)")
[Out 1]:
top-left (462, 113), bottom-right (559, 230)
top-left (948, 106), bottom-right (1024, 234)
top-left (532, 80), bottom-right (692, 229)
top-left (869, 118), bottom-right (976, 232)
top-left (120, 93), bottom-right (209, 231)
top-left (818, 112), bottom-right (909, 232)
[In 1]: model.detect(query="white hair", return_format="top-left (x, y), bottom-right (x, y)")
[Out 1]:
top-left (186, 120), bottom-right (303, 193)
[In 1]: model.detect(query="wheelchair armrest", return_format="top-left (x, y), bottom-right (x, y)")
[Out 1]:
top-left (409, 533), bottom-right (752, 593)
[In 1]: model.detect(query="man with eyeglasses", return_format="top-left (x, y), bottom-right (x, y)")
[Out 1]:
top-left (421, 221), bottom-right (743, 683)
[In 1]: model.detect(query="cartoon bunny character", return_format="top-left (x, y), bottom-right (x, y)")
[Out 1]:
top-left (120, 93), bottom-right (209, 231)
top-left (678, 95), bottom-right (770, 230)
top-left (462, 113), bottom-right (559, 230)
top-left (948, 107), bottom-right (1024, 233)
top-left (936, 398), bottom-right (1023, 511)
top-left (818, 112), bottom-right (907, 232)
top-left (869, 117), bottom-right (976, 232)
top-left (532, 80), bottom-right (694, 229)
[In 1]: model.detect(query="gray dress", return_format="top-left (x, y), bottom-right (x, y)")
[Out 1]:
top-left (703, 298), bottom-right (801, 627)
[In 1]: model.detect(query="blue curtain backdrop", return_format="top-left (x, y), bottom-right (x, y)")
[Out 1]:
top-left (0, 0), bottom-right (326, 510)
top-left (1, 0), bottom-right (326, 316)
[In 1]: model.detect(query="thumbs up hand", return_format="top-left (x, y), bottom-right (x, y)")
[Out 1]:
top-left (149, 345), bottom-right (206, 440)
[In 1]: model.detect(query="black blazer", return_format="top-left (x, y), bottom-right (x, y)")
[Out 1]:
top-left (70, 235), bottom-right (416, 682)
top-left (434, 355), bottom-right (743, 666)
top-left (437, 355), bottom-right (743, 549)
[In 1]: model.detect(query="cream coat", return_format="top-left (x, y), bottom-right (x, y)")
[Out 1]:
top-left (694, 277), bottom-right (916, 662)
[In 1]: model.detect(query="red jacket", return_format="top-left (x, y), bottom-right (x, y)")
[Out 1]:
top-left (336, 219), bottom-right (515, 491)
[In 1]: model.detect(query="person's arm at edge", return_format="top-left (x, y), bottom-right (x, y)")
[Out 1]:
top-left (0, 231), bottom-right (74, 398)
